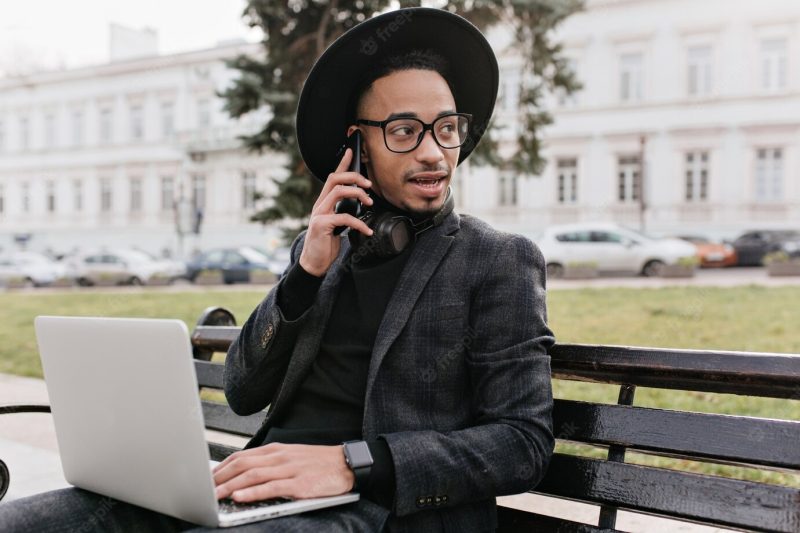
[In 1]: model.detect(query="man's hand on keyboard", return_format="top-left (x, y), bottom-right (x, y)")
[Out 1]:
top-left (212, 443), bottom-right (356, 503)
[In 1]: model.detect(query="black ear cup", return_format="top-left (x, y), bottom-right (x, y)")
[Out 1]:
top-left (349, 188), bottom-right (454, 259)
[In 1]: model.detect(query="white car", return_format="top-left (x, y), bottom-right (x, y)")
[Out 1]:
top-left (533, 223), bottom-right (698, 277)
top-left (0, 251), bottom-right (68, 287)
top-left (65, 248), bottom-right (187, 286)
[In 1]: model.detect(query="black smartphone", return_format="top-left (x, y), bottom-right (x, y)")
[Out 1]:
top-left (333, 130), bottom-right (364, 236)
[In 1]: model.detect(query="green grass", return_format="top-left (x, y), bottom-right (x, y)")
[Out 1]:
top-left (2, 285), bottom-right (799, 487)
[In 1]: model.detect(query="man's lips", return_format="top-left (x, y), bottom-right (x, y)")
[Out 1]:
top-left (408, 171), bottom-right (448, 182)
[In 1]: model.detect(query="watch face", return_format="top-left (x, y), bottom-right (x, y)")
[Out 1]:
top-left (345, 441), bottom-right (373, 468)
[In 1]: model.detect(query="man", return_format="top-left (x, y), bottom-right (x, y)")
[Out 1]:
top-left (0, 7), bottom-right (553, 532)
top-left (214, 6), bottom-right (555, 532)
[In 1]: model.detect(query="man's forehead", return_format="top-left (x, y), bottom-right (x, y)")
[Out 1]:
top-left (361, 69), bottom-right (456, 117)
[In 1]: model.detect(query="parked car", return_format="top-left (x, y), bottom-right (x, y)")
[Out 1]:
top-left (0, 251), bottom-right (68, 287)
top-left (184, 247), bottom-right (272, 284)
top-left (730, 230), bottom-right (800, 266)
top-left (534, 223), bottom-right (698, 278)
top-left (675, 235), bottom-right (737, 268)
top-left (65, 248), bottom-right (186, 286)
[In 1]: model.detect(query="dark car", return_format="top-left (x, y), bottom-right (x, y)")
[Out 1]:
top-left (730, 230), bottom-right (800, 266)
top-left (185, 247), bottom-right (271, 284)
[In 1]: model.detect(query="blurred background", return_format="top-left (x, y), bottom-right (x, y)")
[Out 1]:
top-left (1, 0), bottom-right (799, 287)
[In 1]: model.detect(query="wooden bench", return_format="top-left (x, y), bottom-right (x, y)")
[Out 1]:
top-left (2, 306), bottom-right (799, 532)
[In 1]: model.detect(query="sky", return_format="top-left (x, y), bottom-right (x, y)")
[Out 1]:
top-left (0, 0), bottom-right (263, 77)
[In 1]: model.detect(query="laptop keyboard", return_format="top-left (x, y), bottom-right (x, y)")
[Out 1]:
top-left (218, 497), bottom-right (293, 514)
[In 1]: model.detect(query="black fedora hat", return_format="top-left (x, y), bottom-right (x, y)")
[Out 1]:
top-left (296, 7), bottom-right (499, 182)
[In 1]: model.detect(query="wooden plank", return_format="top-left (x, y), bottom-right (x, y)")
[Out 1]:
top-left (550, 344), bottom-right (800, 399)
top-left (191, 326), bottom-right (240, 354)
top-left (534, 454), bottom-right (800, 532)
top-left (554, 400), bottom-right (800, 469)
top-left (195, 360), bottom-right (224, 389)
top-left (208, 442), bottom-right (240, 462)
top-left (0, 404), bottom-right (52, 415)
top-left (496, 505), bottom-right (613, 533)
top-left (201, 401), bottom-right (262, 437)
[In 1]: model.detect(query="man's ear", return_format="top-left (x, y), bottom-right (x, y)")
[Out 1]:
top-left (346, 125), bottom-right (370, 162)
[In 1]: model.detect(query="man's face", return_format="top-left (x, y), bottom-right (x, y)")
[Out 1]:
top-left (348, 69), bottom-right (459, 216)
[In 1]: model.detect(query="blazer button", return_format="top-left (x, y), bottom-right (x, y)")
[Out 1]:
top-left (425, 496), bottom-right (433, 506)
top-left (434, 496), bottom-right (442, 505)
top-left (416, 497), bottom-right (426, 508)
top-left (260, 323), bottom-right (275, 348)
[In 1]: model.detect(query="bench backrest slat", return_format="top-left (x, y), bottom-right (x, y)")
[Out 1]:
top-left (196, 360), bottom-right (224, 389)
top-left (537, 454), bottom-right (800, 533)
top-left (554, 399), bottom-right (800, 469)
top-left (551, 344), bottom-right (800, 399)
top-left (201, 401), bottom-right (261, 437)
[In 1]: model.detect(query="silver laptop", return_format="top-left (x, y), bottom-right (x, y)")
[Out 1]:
top-left (34, 315), bottom-right (359, 528)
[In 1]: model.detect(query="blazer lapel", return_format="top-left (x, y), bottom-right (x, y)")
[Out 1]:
top-left (363, 213), bottom-right (460, 420)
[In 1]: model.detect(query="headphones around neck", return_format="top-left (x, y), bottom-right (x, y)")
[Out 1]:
top-left (349, 187), bottom-right (455, 259)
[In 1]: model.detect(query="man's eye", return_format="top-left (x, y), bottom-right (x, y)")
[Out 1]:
top-left (389, 126), bottom-right (415, 136)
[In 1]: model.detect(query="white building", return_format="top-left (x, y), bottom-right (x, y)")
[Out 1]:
top-left (2, 0), bottom-right (799, 256)
top-left (0, 37), bottom-right (284, 258)
top-left (463, 0), bottom-right (800, 240)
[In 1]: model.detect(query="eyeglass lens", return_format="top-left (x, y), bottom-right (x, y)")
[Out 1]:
top-left (384, 115), bottom-right (470, 152)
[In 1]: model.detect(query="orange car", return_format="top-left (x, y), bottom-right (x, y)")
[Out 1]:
top-left (677, 235), bottom-right (738, 267)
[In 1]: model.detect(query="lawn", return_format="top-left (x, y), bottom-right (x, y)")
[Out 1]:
top-left (1, 285), bottom-right (798, 486)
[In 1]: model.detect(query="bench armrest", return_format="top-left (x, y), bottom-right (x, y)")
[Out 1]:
top-left (0, 404), bottom-right (52, 502)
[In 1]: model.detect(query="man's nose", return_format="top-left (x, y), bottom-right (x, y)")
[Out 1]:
top-left (414, 130), bottom-right (445, 163)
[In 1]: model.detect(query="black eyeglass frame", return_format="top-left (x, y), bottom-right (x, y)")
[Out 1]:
top-left (355, 112), bottom-right (473, 154)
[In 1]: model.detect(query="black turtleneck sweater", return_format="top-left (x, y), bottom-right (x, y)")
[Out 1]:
top-left (263, 196), bottom-right (422, 510)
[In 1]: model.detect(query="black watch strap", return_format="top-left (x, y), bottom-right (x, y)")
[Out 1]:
top-left (342, 440), bottom-right (373, 491)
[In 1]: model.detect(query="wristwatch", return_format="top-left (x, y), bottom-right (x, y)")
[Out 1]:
top-left (342, 440), bottom-right (373, 491)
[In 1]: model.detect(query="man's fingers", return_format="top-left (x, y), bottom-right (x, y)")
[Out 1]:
top-left (311, 213), bottom-right (374, 237)
top-left (334, 147), bottom-right (353, 175)
top-left (231, 479), bottom-right (297, 503)
top-left (215, 465), bottom-right (294, 500)
top-left (313, 171), bottom-right (371, 212)
top-left (212, 443), bottom-right (281, 475)
top-left (316, 183), bottom-right (373, 215)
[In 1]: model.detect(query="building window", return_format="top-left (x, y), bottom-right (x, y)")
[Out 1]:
top-left (685, 151), bottom-right (709, 202)
top-left (192, 174), bottom-right (206, 210)
top-left (21, 182), bottom-right (30, 212)
top-left (72, 109), bottom-right (84, 146)
top-left (498, 174), bottom-right (518, 206)
top-left (755, 148), bottom-right (783, 202)
top-left (242, 171), bottom-right (257, 209)
top-left (760, 38), bottom-right (787, 92)
top-left (619, 52), bottom-right (643, 102)
top-left (129, 104), bottom-right (144, 141)
top-left (100, 178), bottom-right (113, 212)
top-left (557, 158), bottom-right (578, 204)
top-left (46, 180), bottom-right (56, 212)
top-left (99, 108), bottom-right (113, 143)
top-left (161, 101), bottom-right (174, 137)
top-left (161, 176), bottom-right (174, 211)
top-left (45, 113), bottom-right (56, 148)
top-left (73, 180), bottom-right (83, 212)
top-left (129, 177), bottom-right (142, 212)
top-left (687, 45), bottom-right (713, 97)
top-left (197, 99), bottom-right (210, 128)
top-left (19, 116), bottom-right (30, 151)
top-left (617, 155), bottom-right (641, 202)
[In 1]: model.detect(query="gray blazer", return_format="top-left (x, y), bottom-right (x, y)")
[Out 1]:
top-left (224, 211), bottom-right (555, 533)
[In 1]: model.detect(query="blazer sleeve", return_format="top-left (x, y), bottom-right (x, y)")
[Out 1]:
top-left (224, 231), bottom-right (321, 415)
top-left (381, 235), bottom-right (556, 516)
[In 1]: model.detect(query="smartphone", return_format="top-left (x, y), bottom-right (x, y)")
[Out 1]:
top-left (333, 130), bottom-right (364, 236)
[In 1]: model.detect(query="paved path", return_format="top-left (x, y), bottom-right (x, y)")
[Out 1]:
top-left (0, 373), bottom-right (736, 532)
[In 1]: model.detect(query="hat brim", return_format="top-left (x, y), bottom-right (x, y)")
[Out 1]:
top-left (296, 7), bottom-right (499, 182)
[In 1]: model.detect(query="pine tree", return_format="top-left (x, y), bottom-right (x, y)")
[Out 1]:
top-left (220, 0), bottom-right (583, 243)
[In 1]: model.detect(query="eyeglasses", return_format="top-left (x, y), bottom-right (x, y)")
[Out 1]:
top-left (356, 113), bottom-right (473, 154)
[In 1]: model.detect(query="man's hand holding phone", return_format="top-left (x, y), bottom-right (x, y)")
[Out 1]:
top-left (298, 147), bottom-right (373, 277)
